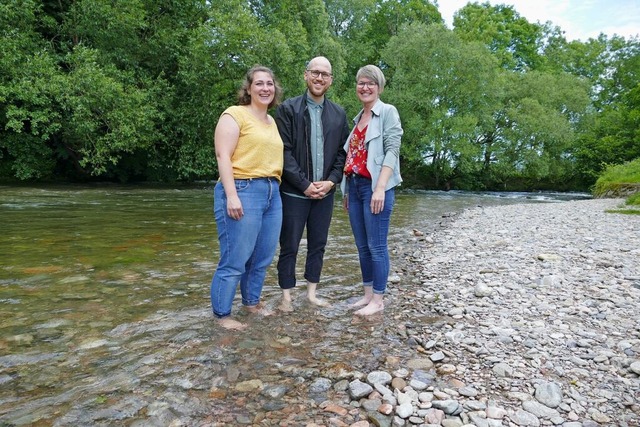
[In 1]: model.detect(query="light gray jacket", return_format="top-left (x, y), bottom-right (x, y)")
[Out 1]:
top-left (341, 98), bottom-right (403, 195)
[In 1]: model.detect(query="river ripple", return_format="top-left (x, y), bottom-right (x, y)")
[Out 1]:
top-left (0, 185), bottom-right (589, 425)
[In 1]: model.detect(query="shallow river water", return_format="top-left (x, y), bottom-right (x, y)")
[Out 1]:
top-left (0, 185), bottom-right (590, 426)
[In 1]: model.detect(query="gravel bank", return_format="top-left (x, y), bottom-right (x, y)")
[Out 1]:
top-left (371, 197), bottom-right (640, 426)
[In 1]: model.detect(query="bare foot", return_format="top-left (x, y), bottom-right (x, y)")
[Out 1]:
top-left (354, 301), bottom-right (384, 316)
top-left (244, 302), bottom-right (274, 316)
top-left (217, 317), bottom-right (247, 330)
top-left (278, 298), bottom-right (294, 312)
top-left (349, 297), bottom-right (371, 308)
top-left (307, 294), bottom-right (330, 307)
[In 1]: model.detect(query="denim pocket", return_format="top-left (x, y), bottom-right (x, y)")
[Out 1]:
top-left (234, 179), bottom-right (250, 192)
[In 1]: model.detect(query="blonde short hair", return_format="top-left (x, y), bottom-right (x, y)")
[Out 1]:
top-left (356, 65), bottom-right (386, 92)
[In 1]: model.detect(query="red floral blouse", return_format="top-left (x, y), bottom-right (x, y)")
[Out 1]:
top-left (344, 125), bottom-right (371, 179)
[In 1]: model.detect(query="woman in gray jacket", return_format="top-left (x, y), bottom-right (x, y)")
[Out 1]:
top-left (341, 64), bottom-right (403, 316)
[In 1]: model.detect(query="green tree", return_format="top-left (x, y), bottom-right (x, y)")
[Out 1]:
top-left (453, 2), bottom-right (544, 71)
top-left (57, 47), bottom-right (161, 179)
top-left (166, 0), bottom-right (295, 181)
top-left (0, 0), bottom-right (61, 179)
top-left (362, 0), bottom-right (440, 68)
top-left (571, 37), bottom-right (640, 183)
top-left (574, 84), bottom-right (640, 183)
top-left (541, 30), bottom-right (608, 83)
top-left (384, 22), bottom-right (590, 190)
top-left (493, 71), bottom-right (590, 188)
top-left (383, 23), bottom-right (501, 188)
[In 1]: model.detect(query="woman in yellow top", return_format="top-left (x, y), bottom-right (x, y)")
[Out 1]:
top-left (211, 65), bottom-right (284, 330)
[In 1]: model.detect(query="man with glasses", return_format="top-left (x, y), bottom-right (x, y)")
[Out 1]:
top-left (275, 56), bottom-right (349, 312)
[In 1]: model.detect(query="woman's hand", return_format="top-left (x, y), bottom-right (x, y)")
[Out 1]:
top-left (226, 194), bottom-right (244, 220)
top-left (371, 166), bottom-right (393, 214)
top-left (370, 188), bottom-right (385, 214)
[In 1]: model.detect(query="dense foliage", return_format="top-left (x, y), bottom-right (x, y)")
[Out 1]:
top-left (1, 0), bottom-right (639, 190)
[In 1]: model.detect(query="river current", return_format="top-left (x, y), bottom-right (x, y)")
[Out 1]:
top-left (0, 185), bottom-right (590, 425)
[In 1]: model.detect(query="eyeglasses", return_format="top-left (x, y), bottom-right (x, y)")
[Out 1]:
top-left (357, 81), bottom-right (378, 89)
top-left (307, 69), bottom-right (332, 80)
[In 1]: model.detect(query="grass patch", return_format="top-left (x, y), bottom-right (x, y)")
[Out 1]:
top-left (594, 159), bottom-right (640, 215)
top-left (626, 192), bottom-right (640, 206)
top-left (593, 158), bottom-right (640, 197)
top-left (606, 208), bottom-right (640, 215)
top-left (604, 193), bottom-right (640, 215)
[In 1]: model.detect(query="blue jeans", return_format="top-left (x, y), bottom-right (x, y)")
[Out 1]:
top-left (211, 178), bottom-right (282, 318)
top-left (347, 175), bottom-right (395, 294)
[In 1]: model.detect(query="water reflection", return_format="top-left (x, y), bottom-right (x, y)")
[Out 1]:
top-left (0, 185), bottom-right (590, 425)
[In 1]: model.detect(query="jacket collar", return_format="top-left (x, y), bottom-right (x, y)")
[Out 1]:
top-left (354, 98), bottom-right (383, 124)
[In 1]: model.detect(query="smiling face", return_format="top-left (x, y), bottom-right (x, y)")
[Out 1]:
top-left (355, 65), bottom-right (385, 108)
top-left (356, 78), bottom-right (380, 107)
top-left (304, 57), bottom-right (333, 102)
top-left (249, 71), bottom-right (276, 108)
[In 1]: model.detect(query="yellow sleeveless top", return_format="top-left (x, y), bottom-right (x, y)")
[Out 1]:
top-left (222, 105), bottom-right (283, 181)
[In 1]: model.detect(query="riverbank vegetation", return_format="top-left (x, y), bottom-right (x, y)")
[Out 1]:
top-left (594, 159), bottom-right (640, 214)
top-left (1, 0), bottom-right (638, 192)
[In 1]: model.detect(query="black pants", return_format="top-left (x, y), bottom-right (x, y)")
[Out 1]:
top-left (277, 192), bottom-right (335, 289)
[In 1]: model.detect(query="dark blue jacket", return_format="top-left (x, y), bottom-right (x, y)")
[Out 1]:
top-left (275, 92), bottom-right (349, 196)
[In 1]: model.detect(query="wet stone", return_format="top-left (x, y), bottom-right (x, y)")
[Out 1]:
top-left (261, 384), bottom-right (289, 398)
top-left (361, 397), bottom-right (382, 411)
top-left (510, 408), bottom-right (541, 426)
top-left (261, 400), bottom-right (286, 411)
top-left (309, 377), bottom-right (332, 393)
top-left (533, 381), bottom-right (563, 408)
top-left (367, 370), bottom-right (392, 385)
top-left (349, 379), bottom-right (374, 399)
top-left (368, 410), bottom-right (393, 427)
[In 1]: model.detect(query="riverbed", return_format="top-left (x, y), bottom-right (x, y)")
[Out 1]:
top-left (0, 185), bottom-right (590, 426)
